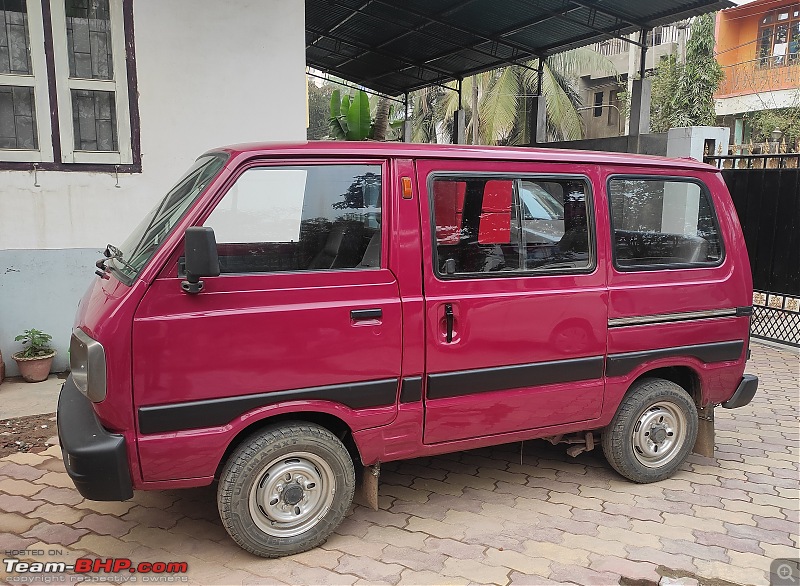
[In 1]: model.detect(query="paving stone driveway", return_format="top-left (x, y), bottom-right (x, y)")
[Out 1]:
top-left (0, 341), bottom-right (797, 586)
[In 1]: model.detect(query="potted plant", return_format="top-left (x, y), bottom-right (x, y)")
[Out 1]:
top-left (12, 329), bottom-right (56, 383)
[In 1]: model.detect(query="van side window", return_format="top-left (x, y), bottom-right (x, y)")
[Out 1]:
top-left (431, 176), bottom-right (592, 277)
top-left (204, 165), bottom-right (382, 274)
top-left (608, 177), bottom-right (723, 269)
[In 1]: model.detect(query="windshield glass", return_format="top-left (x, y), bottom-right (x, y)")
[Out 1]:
top-left (111, 153), bottom-right (228, 283)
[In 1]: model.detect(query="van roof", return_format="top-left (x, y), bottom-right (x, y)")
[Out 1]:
top-left (217, 141), bottom-right (716, 171)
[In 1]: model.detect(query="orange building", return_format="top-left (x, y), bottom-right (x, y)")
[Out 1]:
top-left (714, 0), bottom-right (799, 146)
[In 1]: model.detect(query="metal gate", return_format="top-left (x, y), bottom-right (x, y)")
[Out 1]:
top-left (705, 153), bottom-right (800, 347)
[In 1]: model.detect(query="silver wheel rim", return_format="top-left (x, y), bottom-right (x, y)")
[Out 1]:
top-left (248, 452), bottom-right (336, 538)
top-left (631, 401), bottom-right (687, 468)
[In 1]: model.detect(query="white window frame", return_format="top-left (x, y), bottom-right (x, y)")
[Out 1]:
top-left (0, 0), bottom-right (53, 163)
top-left (50, 0), bottom-right (132, 164)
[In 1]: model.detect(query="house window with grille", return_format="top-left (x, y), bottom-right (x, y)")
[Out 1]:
top-left (757, 5), bottom-right (800, 67)
top-left (0, 0), bottom-right (137, 167)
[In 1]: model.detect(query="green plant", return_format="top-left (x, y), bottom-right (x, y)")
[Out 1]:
top-left (648, 14), bottom-right (723, 132)
top-left (14, 329), bottom-right (54, 358)
top-left (328, 89), bottom-right (402, 141)
top-left (329, 89), bottom-right (372, 141)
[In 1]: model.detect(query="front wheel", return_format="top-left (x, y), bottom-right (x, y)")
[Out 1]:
top-left (217, 422), bottom-right (355, 557)
top-left (602, 378), bottom-right (698, 483)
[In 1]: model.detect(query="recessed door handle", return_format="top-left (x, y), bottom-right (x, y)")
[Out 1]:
top-left (351, 308), bottom-right (382, 320)
top-left (444, 303), bottom-right (454, 343)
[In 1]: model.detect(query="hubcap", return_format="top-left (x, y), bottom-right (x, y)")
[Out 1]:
top-left (631, 401), bottom-right (687, 468)
top-left (248, 453), bottom-right (336, 538)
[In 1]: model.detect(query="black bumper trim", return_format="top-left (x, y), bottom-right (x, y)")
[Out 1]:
top-left (57, 377), bottom-right (133, 501)
top-left (722, 374), bottom-right (758, 409)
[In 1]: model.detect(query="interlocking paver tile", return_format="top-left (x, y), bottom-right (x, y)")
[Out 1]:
top-left (397, 568), bottom-right (468, 585)
top-left (627, 545), bottom-right (697, 573)
top-left (335, 553), bottom-right (405, 583)
top-left (2, 452), bottom-right (49, 466)
top-left (548, 562), bottom-right (621, 585)
top-left (0, 462), bottom-right (46, 481)
top-left (0, 476), bottom-right (45, 497)
top-left (321, 533), bottom-right (387, 558)
top-left (484, 547), bottom-right (551, 576)
top-left (74, 512), bottom-right (136, 537)
top-left (32, 486), bottom-right (83, 506)
top-left (22, 521), bottom-right (88, 546)
top-left (440, 556), bottom-right (510, 585)
top-left (0, 493), bottom-right (44, 514)
top-left (404, 516), bottom-right (467, 539)
top-left (694, 529), bottom-right (765, 555)
top-left (29, 502), bottom-right (87, 525)
top-left (120, 504), bottom-right (182, 530)
top-left (423, 536), bottom-right (486, 559)
top-left (693, 559), bottom-right (767, 586)
top-left (0, 532), bottom-right (36, 551)
top-left (379, 544), bottom-right (447, 572)
top-left (659, 537), bottom-right (729, 563)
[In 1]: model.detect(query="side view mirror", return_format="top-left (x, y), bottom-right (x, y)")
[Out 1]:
top-left (182, 227), bottom-right (220, 294)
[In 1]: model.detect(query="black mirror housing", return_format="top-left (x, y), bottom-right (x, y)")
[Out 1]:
top-left (182, 227), bottom-right (220, 294)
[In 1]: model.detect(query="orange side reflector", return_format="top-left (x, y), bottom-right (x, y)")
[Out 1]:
top-left (402, 176), bottom-right (413, 199)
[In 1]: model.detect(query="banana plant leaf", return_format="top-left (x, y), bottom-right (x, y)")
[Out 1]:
top-left (346, 90), bottom-right (371, 141)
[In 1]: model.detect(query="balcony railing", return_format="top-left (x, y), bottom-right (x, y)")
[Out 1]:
top-left (591, 24), bottom-right (685, 56)
top-left (717, 58), bottom-right (800, 97)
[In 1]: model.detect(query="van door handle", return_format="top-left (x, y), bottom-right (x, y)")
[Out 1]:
top-left (351, 308), bottom-right (382, 320)
top-left (445, 303), bottom-right (454, 343)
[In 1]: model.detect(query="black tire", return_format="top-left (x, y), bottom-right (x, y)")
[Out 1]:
top-left (217, 422), bottom-right (355, 558)
top-left (602, 378), bottom-right (698, 483)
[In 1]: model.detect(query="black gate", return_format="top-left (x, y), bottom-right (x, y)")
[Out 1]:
top-left (705, 153), bottom-right (800, 347)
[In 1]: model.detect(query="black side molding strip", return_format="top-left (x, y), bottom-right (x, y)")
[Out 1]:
top-left (427, 356), bottom-right (604, 400)
top-left (138, 378), bottom-right (399, 434)
top-left (736, 306), bottom-right (753, 317)
top-left (606, 340), bottom-right (745, 378)
top-left (400, 376), bottom-right (423, 403)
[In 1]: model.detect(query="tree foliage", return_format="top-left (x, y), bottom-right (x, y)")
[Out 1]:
top-left (744, 107), bottom-right (800, 147)
top-left (650, 14), bottom-right (723, 131)
top-left (411, 48), bottom-right (617, 145)
top-left (307, 79), bottom-right (334, 140)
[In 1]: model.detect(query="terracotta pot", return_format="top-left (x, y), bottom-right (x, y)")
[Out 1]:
top-left (12, 351), bottom-right (56, 383)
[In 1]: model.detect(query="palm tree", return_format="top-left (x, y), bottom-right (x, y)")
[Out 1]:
top-left (411, 48), bottom-right (617, 145)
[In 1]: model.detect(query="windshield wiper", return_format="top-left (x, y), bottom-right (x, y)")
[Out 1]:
top-left (95, 243), bottom-right (137, 277)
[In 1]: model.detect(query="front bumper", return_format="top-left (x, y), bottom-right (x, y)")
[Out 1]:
top-left (722, 374), bottom-right (759, 409)
top-left (57, 376), bottom-right (133, 501)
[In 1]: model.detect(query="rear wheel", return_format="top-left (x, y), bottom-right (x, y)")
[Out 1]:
top-left (217, 422), bottom-right (355, 557)
top-left (602, 378), bottom-right (698, 483)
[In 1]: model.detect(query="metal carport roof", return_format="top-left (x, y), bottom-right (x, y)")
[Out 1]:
top-left (306, 0), bottom-right (733, 97)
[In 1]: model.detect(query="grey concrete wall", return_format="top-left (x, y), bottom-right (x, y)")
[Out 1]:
top-left (530, 133), bottom-right (668, 156)
top-left (0, 248), bottom-right (99, 377)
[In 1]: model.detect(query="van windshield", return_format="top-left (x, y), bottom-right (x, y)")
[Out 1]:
top-left (110, 153), bottom-right (228, 283)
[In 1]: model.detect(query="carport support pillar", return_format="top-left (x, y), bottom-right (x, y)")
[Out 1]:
top-left (403, 92), bottom-right (411, 142)
top-left (628, 78), bottom-right (652, 136)
top-left (452, 109), bottom-right (466, 144)
top-left (530, 95), bottom-right (547, 144)
top-left (693, 405), bottom-right (715, 458)
top-left (453, 78), bottom-right (466, 144)
top-left (629, 30), bottom-right (651, 136)
top-left (530, 58), bottom-right (547, 144)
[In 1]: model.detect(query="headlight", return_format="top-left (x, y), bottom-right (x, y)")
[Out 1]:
top-left (69, 329), bottom-right (107, 402)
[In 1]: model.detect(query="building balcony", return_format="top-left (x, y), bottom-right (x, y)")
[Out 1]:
top-left (717, 58), bottom-right (800, 98)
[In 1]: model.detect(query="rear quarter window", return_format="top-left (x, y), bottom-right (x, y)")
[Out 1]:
top-left (608, 176), bottom-right (724, 270)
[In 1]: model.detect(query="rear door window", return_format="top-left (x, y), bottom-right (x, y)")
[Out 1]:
top-left (431, 175), bottom-right (593, 276)
top-left (608, 177), bottom-right (723, 270)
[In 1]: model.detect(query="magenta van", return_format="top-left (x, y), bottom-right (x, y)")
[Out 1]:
top-left (59, 142), bottom-right (758, 557)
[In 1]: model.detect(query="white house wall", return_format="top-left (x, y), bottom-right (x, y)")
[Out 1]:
top-left (0, 0), bottom-right (306, 375)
